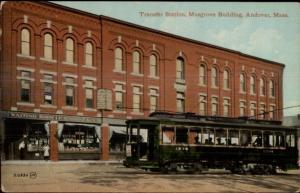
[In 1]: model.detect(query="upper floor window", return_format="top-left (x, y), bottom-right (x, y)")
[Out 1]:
top-left (115, 47), bottom-right (123, 72)
top-left (133, 51), bottom-right (141, 74)
top-left (133, 86), bottom-right (142, 113)
top-left (223, 69), bottom-right (230, 89)
top-left (85, 80), bottom-right (94, 108)
top-left (259, 104), bottom-right (266, 119)
top-left (43, 74), bottom-right (53, 105)
top-left (85, 42), bottom-right (93, 66)
top-left (65, 77), bottom-right (75, 106)
top-left (199, 64), bottom-right (206, 86)
top-left (240, 73), bottom-right (246, 93)
top-left (21, 28), bottom-right (30, 55)
top-left (269, 80), bottom-right (275, 97)
top-left (211, 67), bottom-right (218, 87)
top-left (260, 78), bottom-right (266, 96)
top-left (176, 57), bottom-right (184, 80)
top-left (199, 95), bottom-right (207, 115)
top-left (240, 101), bottom-right (246, 116)
top-left (250, 75), bottom-right (256, 94)
top-left (44, 33), bottom-right (53, 59)
top-left (150, 54), bottom-right (158, 77)
top-left (250, 103), bottom-right (257, 117)
top-left (211, 97), bottom-right (218, 116)
top-left (223, 98), bottom-right (230, 117)
top-left (115, 84), bottom-right (125, 111)
top-left (176, 92), bottom-right (185, 112)
top-left (66, 38), bottom-right (74, 63)
top-left (149, 88), bottom-right (158, 112)
top-left (20, 71), bottom-right (31, 102)
top-left (269, 105), bottom-right (276, 120)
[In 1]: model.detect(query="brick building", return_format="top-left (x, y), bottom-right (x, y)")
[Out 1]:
top-left (0, 1), bottom-right (284, 161)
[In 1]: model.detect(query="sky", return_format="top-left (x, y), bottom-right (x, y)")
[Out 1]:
top-left (53, 1), bottom-right (300, 117)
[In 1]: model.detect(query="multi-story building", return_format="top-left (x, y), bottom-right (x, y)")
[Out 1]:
top-left (0, 1), bottom-right (284, 161)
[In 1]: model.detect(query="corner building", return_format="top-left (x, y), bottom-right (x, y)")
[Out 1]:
top-left (0, 2), bottom-right (284, 161)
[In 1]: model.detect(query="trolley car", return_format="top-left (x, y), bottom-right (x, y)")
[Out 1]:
top-left (123, 112), bottom-right (298, 174)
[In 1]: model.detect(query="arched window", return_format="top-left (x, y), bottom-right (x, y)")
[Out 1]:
top-left (133, 51), bottom-right (141, 74)
top-left (21, 28), bottom-right (30, 55)
top-left (44, 33), bottom-right (53, 59)
top-left (223, 69), bottom-right (229, 89)
top-left (85, 42), bottom-right (93, 66)
top-left (250, 75), bottom-right (256, 94)
top-left (199, 64), bottom-right (206, 86)
top-left (176, 57), bottom-right (184, 80)
top-left (260, 78), bottom-right (266, 96)
top-left (66, 38), bottom-right (74, 63)
top-left (269, 80), bottom-right (275, 97)
top-left (240, 73), bottom-right (246, 92)
top-left (114, 47), bottom-right (123, 71)
top-left (150, 54), bottom-right (158, 77)
top-left (211, 67), bottom-right (218, 87)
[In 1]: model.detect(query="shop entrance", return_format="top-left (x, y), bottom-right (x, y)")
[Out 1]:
top-left (4, 119), bottom-right (49, 160)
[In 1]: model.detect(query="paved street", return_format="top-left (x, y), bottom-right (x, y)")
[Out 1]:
top-left (1, 161), bottom-right (300, 192)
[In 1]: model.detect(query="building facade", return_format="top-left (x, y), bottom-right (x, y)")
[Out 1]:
top-left (0, 1), bottom-right (284, 161)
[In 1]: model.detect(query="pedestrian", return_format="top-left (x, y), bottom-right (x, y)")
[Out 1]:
top-left (18, 139), bottom-right (25, 160)
top-left (43, 144), bottom-right (50, 160)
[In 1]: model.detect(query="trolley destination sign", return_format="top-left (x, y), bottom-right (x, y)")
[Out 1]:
top-left (0, 111), bottom-right (102, 124)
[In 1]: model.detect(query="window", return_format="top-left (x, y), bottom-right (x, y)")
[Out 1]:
top-left (216, 129), bottom-right (227, 145)
top-left (250, 103), bottom-right (256, 117)
top-left (133, 86), bottom-right (142, 113)
top-left (260, 78), bottom-right (266, 96)
top-left (65, 77), bottom-right (75, 106)
top-left (176, 92), bottom-right (185, 112)
top-left (252, 131), bottom-right (263, 147)
top-left (211, 67), bottom-right (218, 87)
top-left (115, 84), bottom-right (124, 111)
top-left (228, 130), bottom-right (239, 146)
top-left (240, 74), bottom-right (246, 93)
top-left (176, 57), bottom-right (184, 80)
top-left (211, 97), bottom-right (218, 116)
top-left (223, 69), bottom-right (230, 89)
top-left (269, 105), bottom-right (275, 120)
top-left (43, 74), bottom-right (53, 105)
top-left (203, 128), bottom-right (215, 145)
top-left (162, 126), bottom-right (175, 144)
top-left (44, 33), bottom-right (53, 59)
top-left (149, 54), bottom-right (158, 77)
top-left (149, 88), bottom-right (158, 112)
top-left (133, 51), bottom-right (141, 74)
top-left (199, 95), bottom-right (207, 115)
top-left (259, 104), bottom-right (266, 119)
top-left (240, 130), bottom-right (251, 146)
top-left (21, 28), bottom-right (30, 55)
top-left (223, 98), bottom-right (230, 117)
top-left (286, 134), bottom-right (295, 147)
top-left (263, 131), bottom-right (274, 147)
top-left (269, 80), bottom-right (275, 97)
top-left (20, 71), bottom-right (31, 102)
top-left (240, 101), bottom-right (246, 116)
top-left (199, 64), bottom-right (206, 85)
top-left (115, 47), bottom-right (123, 72)
top-left (176, 127), bottom-right (188, 144)
top-left (250, 76), bottom-right (256, 94)
top-left (66, 38), bottom-right (74, 63)
top-left (85, 80), bottom-right (94, 108)
top-left (275, 132), bottom-right (285, 147)
top-left (85, 42), bottom-right (93, 66)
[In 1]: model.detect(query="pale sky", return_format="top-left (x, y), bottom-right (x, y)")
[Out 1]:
top-left (53, 1), bottom-right (300, 116)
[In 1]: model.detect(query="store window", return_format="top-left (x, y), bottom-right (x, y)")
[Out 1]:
top-left (199, 64), bottom-right (206, 86)
top-left (21, 28), bottom-right (30, 55)
top-left (66, 38), bottom-right (74, 63)
top-left (223, 69), bottom-right (230, 89)
top-left (20, 71), bottom-right (31, 102)
top-left (149, 54), bottom-right (158, 77)
top-left (85, 80), bottom-right (94, 108)
top-left (133, 51), bottom-right (141, 74)
top-left (85, 42), bottom-right (93, 66)
top-left (199, 95), bottom-right (207, 115)
top-left (149, 88), bottom-right (158, 112)
top-left (240, 73), bottom-right (246, 93)
top-left (59, 124), bottom-right (100, 152)
top-left (176, 92), bottom-right (185, 113)
top-left (44, 33), bottom-right (53, 59)
top-left (211, 97), bottom-right (218, 116)
top-left (43, 74), bottom-right (53, 105)
top-left (133, 86), bottom-right (142, 113)
top-left (27, 123), bottom-right (49, 158)
top-left (176, 57), bottom-right (184, 80)
top-left (65, 77), bottom-right (75, 106)
top-left (211, 67), bottom-right (218, 87)
top-left (115, 47), bottom-right (123, 72)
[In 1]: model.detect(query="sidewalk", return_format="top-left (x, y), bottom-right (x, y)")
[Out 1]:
top-left (1, 159), bottom-right (123, 165)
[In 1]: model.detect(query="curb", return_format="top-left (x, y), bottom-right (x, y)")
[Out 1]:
top-left (1, 160), bottom-right (124, 165)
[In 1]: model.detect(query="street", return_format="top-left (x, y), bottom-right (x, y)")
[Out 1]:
top-left (1, 161), bottom-right (300, 192)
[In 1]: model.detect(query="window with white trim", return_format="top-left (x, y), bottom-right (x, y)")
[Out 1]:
top-left (199, 95), bottom-right (207, 115)
top-left (240, 74), bottom-right (246, 93)
top-left (43, 74), bottom-right (53, 105)
top-left (269, 80), bottom-right (275, 97)
top-left (133, 51), bottom-right (141, 74)
top-left (65, 77), bottom-right (75, 106)
top-left (250, 76), bottom-right (256, 94)
top-left (260, 78), bottom-right (266, 96)
top-left (85, 80), bottom-right (94, 108)
top-left (211, 67), bottom-right (218, 87)
top-left (176, 92), bottom-right (185, 113)
top-left (133, 86), bottom-right (142, 113)
top-left (199, 64), bottom-right (206, 86)
top-left (150, 54), bottom-right (158, 77)
top-left (115, 84), bottom-right (124, 111)
top-left (66, 38), bottom-right (74, 63)
top-left (269, 105), bottom-right (275, 120)
top-left (223, 98), bottom-right (230, 117)
top-left (21, 28), bottom-right (30, 55)
top-left (85, 42), bottom-right (93, 66)
top-left (176, 58), bottom-right (184, 80)
top-left (115, 47), bottom-right (123, 72)
top-left (44, 33), bottom-right (53, 59)
top-left (20, 71), bottom-right (31, 102)
top-left (223, 69), bottom-right (229, 89)
top-left (250, 103), bottom-right (256, 117)
top-left (240, 101), bottom-right (246, 116)
top-left (149, 88), bottom-right (158, 112)
top-left (259, 104), bottom-right (266, 119)
top-left (211, 97), bottom-right (218, 116)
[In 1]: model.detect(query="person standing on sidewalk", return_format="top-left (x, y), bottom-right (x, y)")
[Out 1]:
top-left (18, 139), bottom-right (25, 160)
top-left (43, 144), bottom-right (50, 160)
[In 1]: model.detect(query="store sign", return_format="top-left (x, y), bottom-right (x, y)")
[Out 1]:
top-left (1, 111), bottom-right (102, 124)
top-left (97, 89), bottom-right (112, 110)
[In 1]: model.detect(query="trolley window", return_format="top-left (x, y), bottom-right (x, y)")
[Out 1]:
top-left (274, 132), bottom-right (285, 148)
top-left (162, 126), bottom-right (174, 144)
top-left (263, 131), bottom-right (275, 147)
top-left (176, 127), bottom-right (188, 144)
top-left (189, 127), bottom-right (201, 144)
top-left (252, 131), bottom-right (263, 147)
top-left (286, 134), bottom-right (295, 147)
top-left (203, 128), bottom-right (214, 145)
top-left (228, 129), bottom-right (239, 146)
top-left (240, 130), bottom-right (251, 147)
top-left (215, 128), bottom-right (227, 145)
